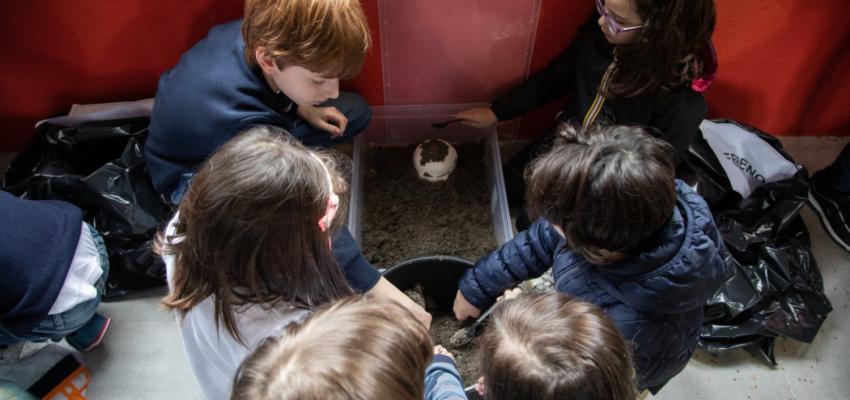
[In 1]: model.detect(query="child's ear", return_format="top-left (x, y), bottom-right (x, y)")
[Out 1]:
top-left (254, 46), bottom-right (279, 74)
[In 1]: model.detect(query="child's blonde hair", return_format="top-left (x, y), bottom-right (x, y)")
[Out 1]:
top-left (242, 0), bottom-right (371, 78)
top-left (159, 125), bottom-right (353, 343)
top-left (479, 293), bottom-right (639, 400)
top-left (231, 296), bottom-right (433, 400)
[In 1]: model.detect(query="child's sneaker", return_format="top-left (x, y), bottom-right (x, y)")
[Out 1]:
top-left (65, 313), bottom-right (110, 352)
top-left (808, 171), bottom-right (850, 252)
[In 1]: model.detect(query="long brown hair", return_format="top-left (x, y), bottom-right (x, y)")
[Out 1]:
top-left (242, 0), bottom-right (371, 78)
top-left (159, 125), bottom-right (354, 342)
top-left (525, 123), bottom-right (676, 264)
top-left (606, 0), bottom-right (716, 98)
top-left (479, 293), bottom-right (639, 400)
top-left (231, 296), bottom-right (433, 400)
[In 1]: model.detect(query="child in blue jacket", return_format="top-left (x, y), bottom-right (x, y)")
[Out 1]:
top-left (453, 123), bottom-right (730, 392)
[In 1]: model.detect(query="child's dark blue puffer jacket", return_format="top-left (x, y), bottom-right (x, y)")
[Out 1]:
top-left (458, 180), bottom-right (731, 389)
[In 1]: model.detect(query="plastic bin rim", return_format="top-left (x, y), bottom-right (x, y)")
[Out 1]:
top-left (383, 255), bottom-right (474, 275)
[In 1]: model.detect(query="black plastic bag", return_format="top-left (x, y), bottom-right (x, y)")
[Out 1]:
top-left (690, 120), bottom-right (833, 364)
top-left (4, 117), bottom-right (170, 299)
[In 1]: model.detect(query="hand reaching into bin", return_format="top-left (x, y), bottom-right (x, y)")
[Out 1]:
top-left (451, 288), bottom-right (521, 348)
top-left (453, 287), bottom-right (521, 321)
top-left (296, 105), bottom-right (348, 137)
top-left (453, 290), bottom-right (482, 321)
top-left (455, 107), bottom-right (498, 129)
top-left (433, 345), bottom-right (456, 361)
top-left (369, 276), bottom-right (433, 329)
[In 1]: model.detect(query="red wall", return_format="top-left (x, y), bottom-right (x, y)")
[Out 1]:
top-left (1, 0), bottom-right (848, 151)
top-left (706, 1), bottom-right (850, 136)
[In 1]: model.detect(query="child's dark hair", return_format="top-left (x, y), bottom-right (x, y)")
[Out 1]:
top-left (231, 296), bottom-right (433, 400)
top-left (606, 0), bottom-right (716, 97)
top-left (525, 123), bottom-right (676, 264)
top-left (479, 293), bottom-right (639, 400)
top-left (159, 125), bottom-right (354, 342)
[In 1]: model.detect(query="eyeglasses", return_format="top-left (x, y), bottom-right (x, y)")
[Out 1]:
top-left (595, 0), bottom-right (644, 36)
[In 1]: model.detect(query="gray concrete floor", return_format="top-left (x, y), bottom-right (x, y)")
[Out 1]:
top-left (71, 137), bottom-right (850, 399)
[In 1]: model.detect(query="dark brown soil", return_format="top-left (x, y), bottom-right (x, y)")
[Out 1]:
top-left (406, 288), bottom-right (478, 385)
top-left (431, 313), bottom-right (479, 384)
top-left (361, 143), bottom-right (496, 267)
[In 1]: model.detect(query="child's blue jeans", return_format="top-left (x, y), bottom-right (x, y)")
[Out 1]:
top-left (0, 224), bottom-right (109, 345)
top-left (168, 91), bottom-right (372, 204)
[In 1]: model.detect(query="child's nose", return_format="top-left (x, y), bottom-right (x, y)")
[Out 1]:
top-left (326, 81), bottom-right (340, 100)
top-left (597, 15), bottom-right (605, 29)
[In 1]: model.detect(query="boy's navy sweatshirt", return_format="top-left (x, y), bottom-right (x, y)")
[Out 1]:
top-left (0, 191), bottom-right (83, 334)
top-left (145, 19), bottom-right (295, 198)
top-left (144, 20), bottom-right (379, 292)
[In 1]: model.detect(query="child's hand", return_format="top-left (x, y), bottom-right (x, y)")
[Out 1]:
top-left (453, 290), bottom-right (482, 320)
top-left (475, 377), bottom-right (486, 396)
top-left (297, 105), bottom-right (348, 137)
top-left (433, 345), bottom-right (456, 362)
top-left (498, 287), bottom-right (522, 301)
top-left (455, 107), bottom-right (497, 129)
top-left (368, 277), bottom-right (433, 329)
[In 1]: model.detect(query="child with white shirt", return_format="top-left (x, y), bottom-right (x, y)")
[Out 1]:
top-left (158, 125), bottom-right (359, 399)
top-left (0, 191), bottom-right (111, 360)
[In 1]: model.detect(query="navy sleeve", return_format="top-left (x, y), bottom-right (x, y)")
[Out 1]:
top-left (458, 218), bottom-right (563, 310)
top-left (488, 18), bottom-right (610, 122)
top-left (331, 226), bottom-right (381, 293)
top-left (490, 43), bottom-right (581, 122)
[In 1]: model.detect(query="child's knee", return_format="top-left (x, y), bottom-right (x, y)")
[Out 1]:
top-left (337, 92), bottom-right (372, 137)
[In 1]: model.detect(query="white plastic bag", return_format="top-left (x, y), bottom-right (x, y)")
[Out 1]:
top-left (700, 120), bottom-right (799, 198)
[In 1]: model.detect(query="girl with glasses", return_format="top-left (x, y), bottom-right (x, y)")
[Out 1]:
top-left (455, 0), bottom-right (718, 230)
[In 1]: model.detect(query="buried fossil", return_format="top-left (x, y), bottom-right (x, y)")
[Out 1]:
top-left (413, 138), bottom-right (458, 182)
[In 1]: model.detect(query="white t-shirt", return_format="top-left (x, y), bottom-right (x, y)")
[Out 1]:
top-left (162, 214), bottom-right (309, 400)
top-left (48, 223), bottom-right (103, 315)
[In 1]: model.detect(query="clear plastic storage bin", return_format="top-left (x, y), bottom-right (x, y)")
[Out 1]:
top-left (348, 104), bottom-right (514, 250)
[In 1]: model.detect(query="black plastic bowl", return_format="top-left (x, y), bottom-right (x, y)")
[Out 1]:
top-left (384, 256), bottom-right (485, 399)
top-left (382, 255), bottom-right (472, 312)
